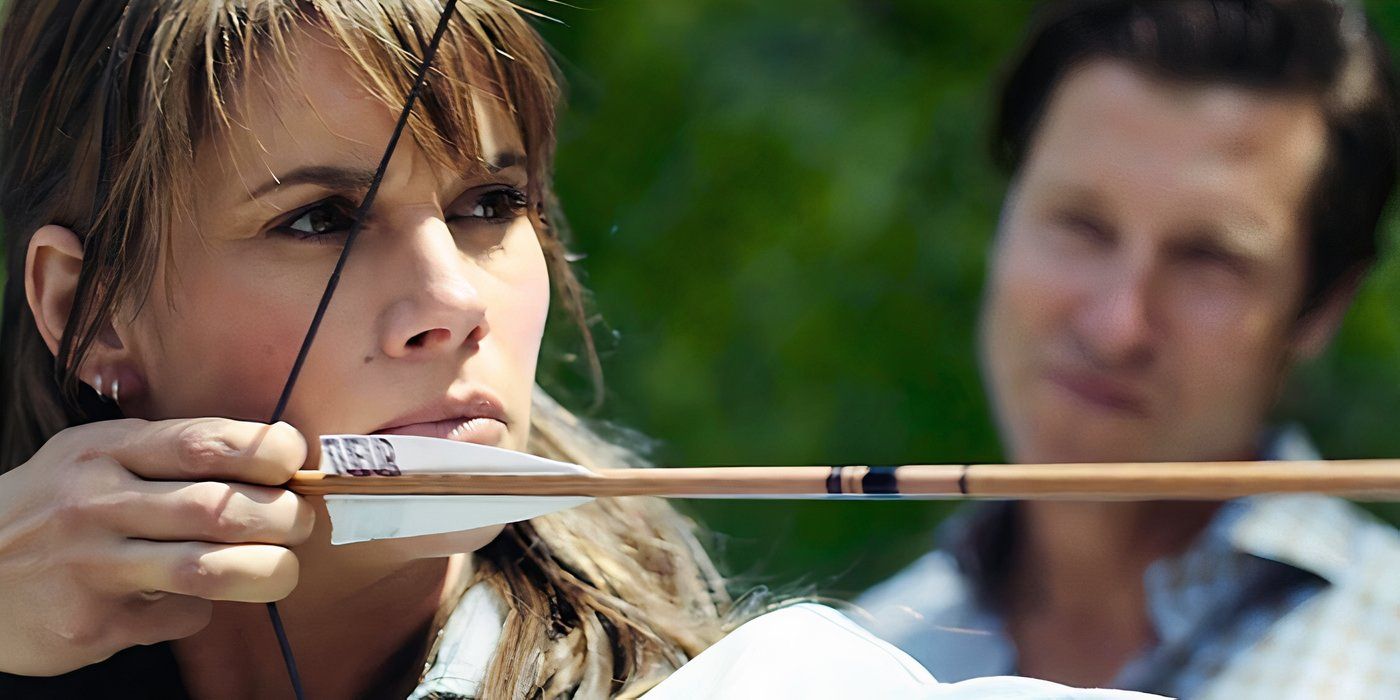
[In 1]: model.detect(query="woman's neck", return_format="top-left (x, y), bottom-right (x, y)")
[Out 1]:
top-left (173, 527), bottom-right (467, 699)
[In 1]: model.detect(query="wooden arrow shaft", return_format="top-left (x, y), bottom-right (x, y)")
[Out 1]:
top-left (287, 460), bottom-right (1400, 501)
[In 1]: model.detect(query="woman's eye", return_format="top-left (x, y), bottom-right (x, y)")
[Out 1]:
top-left (274, 199), bottom-right (358, 241)
top-left (461, 187), bottom-right (528, 222)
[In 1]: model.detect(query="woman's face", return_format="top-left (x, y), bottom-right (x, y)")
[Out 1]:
top-left (122, 29), bottom-right (551, 456)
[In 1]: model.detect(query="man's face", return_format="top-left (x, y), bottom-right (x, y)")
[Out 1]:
top-left (980, 60), bottom-right (1329, 464)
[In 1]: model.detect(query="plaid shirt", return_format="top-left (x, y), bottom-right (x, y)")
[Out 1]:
top-left (856, 430), bottom-right (1400, 698)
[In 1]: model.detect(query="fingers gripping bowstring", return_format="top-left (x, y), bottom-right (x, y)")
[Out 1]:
top-left (263, 2), bottom-right (461, 697)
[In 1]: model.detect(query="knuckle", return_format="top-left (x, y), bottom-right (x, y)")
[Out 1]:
top-left (51, 463), bottom-right (136, 535)
top-left (64, 623), bottom-right (109, 652)
top-left (174, 422), bottom-right (241, 475)
top-left (47, 600), bottom-right (111, 650)
top-left (71, 446), bottom-right (106, 467)
top-left (48, 433), bottom-right (105, 472)
top-left (48, 478), bottom-right (110, 532)
top-left (183, 483), bottom-right (245, 540)
top-left (171, 554), bottom-right (220, 599)
top-left (50, 492), bottom-right (92, 531)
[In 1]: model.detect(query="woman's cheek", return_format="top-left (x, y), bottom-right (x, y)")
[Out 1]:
top-left (488, 240), bottom-right (551, 443)
top-left (496, 232), bottom-right (552, 369)
top-left (514, 269), bottom-right (551, 361)
top-left (140, 271), bottom-right (318, 420)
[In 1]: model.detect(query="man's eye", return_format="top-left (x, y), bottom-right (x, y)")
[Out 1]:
top-left (1053, 212), bottom-right (1113, 247)
top-left (275, 199), bottom-right (358, 241)
top-left (1181, 245), bottom-right (1246, 275)
top-left (463, 187), bottom-right (528, 222)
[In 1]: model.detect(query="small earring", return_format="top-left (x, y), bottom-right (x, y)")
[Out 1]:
top-left (111, 378), bottom-right (120, 405)
top-left (93, 373), bottom-right (107, 401)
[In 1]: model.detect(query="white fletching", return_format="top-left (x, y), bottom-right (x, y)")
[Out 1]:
top-left (318, 434), bottom-right (592, 545)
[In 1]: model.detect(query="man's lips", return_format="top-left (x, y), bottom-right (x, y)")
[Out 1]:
top-left (1045, 370), bottom-right (1149, 416)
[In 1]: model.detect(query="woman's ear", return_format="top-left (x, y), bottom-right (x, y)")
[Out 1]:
top-left (24, 224), bottom-right (85, 356)
top-left (26, 224), bottom-right (144, 406)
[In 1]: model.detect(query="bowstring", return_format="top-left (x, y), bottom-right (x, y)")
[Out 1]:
top-left (265, 2), bottom-right (460, 697)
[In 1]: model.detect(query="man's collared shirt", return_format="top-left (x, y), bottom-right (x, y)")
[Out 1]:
top-left (856, 432), bottom-right (1400, 698)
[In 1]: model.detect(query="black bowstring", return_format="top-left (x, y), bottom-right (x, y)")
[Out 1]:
top-left (264, 2), bottom-right (460, 697)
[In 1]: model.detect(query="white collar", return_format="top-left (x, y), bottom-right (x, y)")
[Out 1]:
top-left (409, 584), bottom-right (506, 699)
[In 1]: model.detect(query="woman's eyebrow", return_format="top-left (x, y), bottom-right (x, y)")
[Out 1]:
top-left (245, 153), bottom-right (525, 203)
top-left (247, 165), bottom-right (376, 201)
top-left (485, 152), bottom-right (525, 173)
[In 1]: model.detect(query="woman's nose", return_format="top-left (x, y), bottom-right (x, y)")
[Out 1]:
top-left (379, 217), bottom-right (489, 360)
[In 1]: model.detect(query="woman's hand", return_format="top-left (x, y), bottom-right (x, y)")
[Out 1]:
top-left (0, 418), bottom-right (313, 676)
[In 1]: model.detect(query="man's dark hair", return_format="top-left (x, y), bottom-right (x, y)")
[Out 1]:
top-left (993, 0), bottom-right (1400, 315)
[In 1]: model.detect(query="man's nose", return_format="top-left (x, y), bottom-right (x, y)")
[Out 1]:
top-left (1074, 257), bottom-right (1156, 369)
top-left (378, 216), bottom-right (488, 360)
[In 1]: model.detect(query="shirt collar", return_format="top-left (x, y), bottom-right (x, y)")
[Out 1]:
top-left (1138, 494), bottom-right (1340, 648)
top-left (1218, 494), bottom-right (1359, 583)
top-left (1218, 426), bottom-right (1359, 583)
top-left (410, 584), bottom-right (506, 700)
top-left (938, 426), bottom-right (1356, 603)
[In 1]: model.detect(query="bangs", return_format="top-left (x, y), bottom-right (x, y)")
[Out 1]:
top-left (147, 0), bottom-right (560, 223)
top-left (259, 1), bottom-right (555, 174)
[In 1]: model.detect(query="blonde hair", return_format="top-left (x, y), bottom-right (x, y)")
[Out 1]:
top-left (0, 1), bottom-right (728, 696)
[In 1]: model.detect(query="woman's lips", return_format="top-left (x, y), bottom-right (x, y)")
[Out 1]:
top-left (370, 391), bottom-right (510, 445)
top-left (373, 416), bottom-right (506, 445)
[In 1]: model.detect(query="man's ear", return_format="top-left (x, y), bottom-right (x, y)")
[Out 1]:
top-left (25, 225), bottom-right (86, 357)
top-left (1291, 271), bottom-right (1363, 360)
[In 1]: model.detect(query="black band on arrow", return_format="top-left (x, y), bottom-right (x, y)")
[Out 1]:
top-left (826, 466), bottom-right (844, 494)
top-left (863, 466), bottom-right (899, 494)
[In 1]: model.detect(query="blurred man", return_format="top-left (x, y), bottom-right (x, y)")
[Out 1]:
top-left (859, 1), bottom-right (1400, 696)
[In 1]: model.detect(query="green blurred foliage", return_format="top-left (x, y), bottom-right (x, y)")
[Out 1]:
top-left (535, 0), bottom-right (1400, 596)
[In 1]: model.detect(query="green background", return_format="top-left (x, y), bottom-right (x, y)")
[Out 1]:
top-left (535, 0), bottom-right (1400, 599)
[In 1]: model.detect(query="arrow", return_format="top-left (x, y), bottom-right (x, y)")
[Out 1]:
top-left (313, 434), bottom-right (591, 544)
top-left (298, 434), bottom-right (1400, 544)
